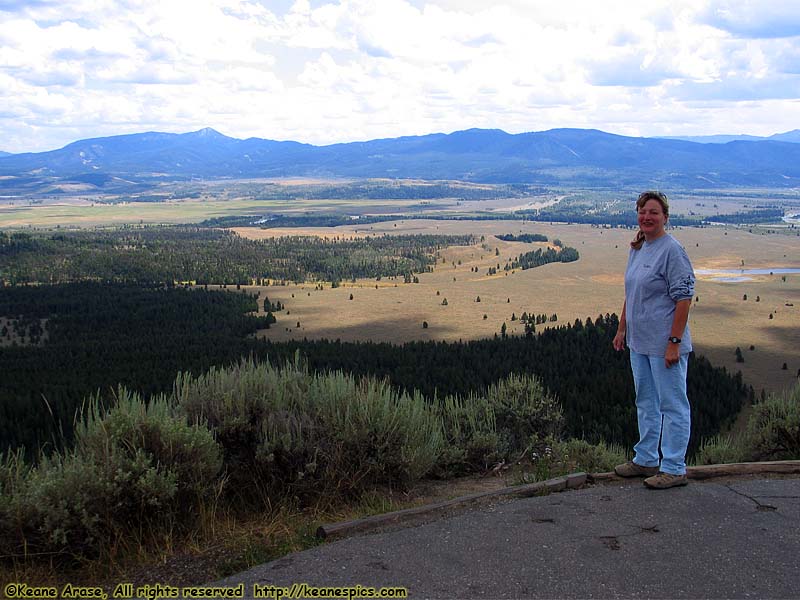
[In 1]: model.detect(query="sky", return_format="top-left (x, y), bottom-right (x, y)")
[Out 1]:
top-left (1, 0), bottom-right (800, 153)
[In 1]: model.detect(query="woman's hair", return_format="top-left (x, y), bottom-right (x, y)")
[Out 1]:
top-left (631, 190), bottom-right (669, 250)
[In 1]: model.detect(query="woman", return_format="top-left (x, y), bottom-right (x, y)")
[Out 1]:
top-left (612, 191), bottom-right (695, 489)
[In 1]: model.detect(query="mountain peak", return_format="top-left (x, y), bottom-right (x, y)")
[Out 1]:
top-left (770, 129), bottom-right (800, 142)
top-left (189, 127), bottom-right (227, 139)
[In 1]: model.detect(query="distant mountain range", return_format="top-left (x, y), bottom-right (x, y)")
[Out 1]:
top-left (658, 130), bottom-right (800, 144)
top-left (2, 127), bottom-right (800, 192)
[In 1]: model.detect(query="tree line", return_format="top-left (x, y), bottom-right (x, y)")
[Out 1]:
top-left (496, 233), bottom-right (549, 243)
top-left (0, 227), bottom-right (475, 286)
top-left (511, 246), bottom-right (580, 269)
top-left (705, 208), bottom-right (785, 224)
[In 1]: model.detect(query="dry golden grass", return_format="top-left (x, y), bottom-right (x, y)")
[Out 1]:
top-left (237, 221), bottom-right (800, 395)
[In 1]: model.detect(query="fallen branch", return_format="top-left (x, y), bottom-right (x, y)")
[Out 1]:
top-left (316, 472), bottom-right (587, 540)
top-left (588, 459), bottom-right (800, 482)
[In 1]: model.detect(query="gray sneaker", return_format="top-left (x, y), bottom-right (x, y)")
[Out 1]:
top-left (644, 472), bottom-right (688, 489)
top-left (614, 461), bottom-right (659, 478)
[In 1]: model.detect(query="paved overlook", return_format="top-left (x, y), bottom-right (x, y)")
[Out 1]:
top-left (214, 475), bottom-right (800, 599)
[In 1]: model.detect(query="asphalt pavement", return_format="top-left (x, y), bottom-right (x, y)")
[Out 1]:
top-left (214, 476), bottom-right (800, 599)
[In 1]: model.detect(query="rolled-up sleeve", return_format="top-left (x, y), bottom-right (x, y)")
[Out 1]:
top-left (667, 246), bottom-right (695, 301)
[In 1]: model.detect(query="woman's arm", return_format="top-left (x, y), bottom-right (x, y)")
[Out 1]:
top-left (664, 298), bottom-right (692, 367)
top-left (613, 300), bottom-right (627, 351)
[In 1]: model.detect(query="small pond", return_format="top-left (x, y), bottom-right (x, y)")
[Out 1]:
top-left (696, 268), bottom-right (800, 283)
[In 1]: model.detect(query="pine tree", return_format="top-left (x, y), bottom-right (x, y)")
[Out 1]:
top-left (735, 347), bottom-right (744, 363)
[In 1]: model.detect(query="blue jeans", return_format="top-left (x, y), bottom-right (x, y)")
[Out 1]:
top-left (630, 350), bottom-right (691, 475)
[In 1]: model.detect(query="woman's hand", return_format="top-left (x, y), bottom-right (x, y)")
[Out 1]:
top-left (613, 330), bottom-right (626, 351)
top-left (664, 343), bottom-right (680, 368)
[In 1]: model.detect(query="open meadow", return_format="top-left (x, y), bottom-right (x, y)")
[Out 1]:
top-left (234, 220), bottom-right (800, 396)
top-left (0, 196), bottom-right (430, 228)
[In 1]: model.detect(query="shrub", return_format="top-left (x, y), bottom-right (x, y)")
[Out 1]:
top-left (745, 382), bottom-right (800, 461)
top-left (1, 388), bottom-right (221, 560)
top-left (309, 372), bottom-right (443, 494)
top-left (553, 439), bottom-right (628, 473)
top-left (487, 373), bottom-right (563, 458)
top-left (693, 434), bottom-right (749, 465)
top-left (77, 388), bottom-right (222, 500)
top-left (434, 374), bottom-right (563, 477)
top-left (0, 448), bottom-right (31, 558)
top-left (434, 393), bottom-right (501, 476)
top-left (695, 381), bottom-right (800, 464)
top-left (177, 358), bottom-right (443, 503)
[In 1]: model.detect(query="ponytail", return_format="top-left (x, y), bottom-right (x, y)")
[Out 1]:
top-left (630, 230), bottom-right (646, 250)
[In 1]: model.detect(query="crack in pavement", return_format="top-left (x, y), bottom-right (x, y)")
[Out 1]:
top-left (724, 484), bottom-right (779, 511)
top-left (751, 495), bottom-right (800, 499)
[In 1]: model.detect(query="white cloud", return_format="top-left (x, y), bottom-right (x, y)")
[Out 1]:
top-left (1, 0), bottom-right (799, 152)
top-left (699, 0), bottom-right (800, 38)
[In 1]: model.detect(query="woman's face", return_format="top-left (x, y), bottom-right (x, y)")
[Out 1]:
top-left (638, 199), bottom-right (667, 239)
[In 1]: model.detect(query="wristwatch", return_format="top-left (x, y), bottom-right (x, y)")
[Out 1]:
top-left (668, 336), bottom-right (682, 344)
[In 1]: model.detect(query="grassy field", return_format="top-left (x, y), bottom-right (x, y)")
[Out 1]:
top-left (233, 220), bottom-right (800, 396)
top-left (0, 196), bottom-right (454, 228)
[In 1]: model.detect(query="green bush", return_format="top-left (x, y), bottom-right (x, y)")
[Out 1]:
top-left (76, 388), bottom-right (222, 505)
top-left (553, 439), bottom-right (628, 473)
top-left (433, 374), bottom-right (563, 477)
top-left (693, 434), bottom-right (748, 465)
top-left (0, 448), bottom-right (30, 558)
top-left (745, 382), bottom-right (800, 461)
top-left (487, 373), bottom-right (563, 457)
top-left (694, 381), bottom-right (800, 465)
top-left (513, 439), bottom-right (628, 484)
top-left (434, 393), bottom-right (501, 476)
top-left (177, 358), bottom-right (443, 503)
top-left (175, 358), bottom-right (321, 501)
top-left (310, 373), bottom-right (442, 492)
top-left (1, 388), bottom-right (221, 559)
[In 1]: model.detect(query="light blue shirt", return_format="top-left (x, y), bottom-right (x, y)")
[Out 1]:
top-left (624, 233), bottom-right (695, 357)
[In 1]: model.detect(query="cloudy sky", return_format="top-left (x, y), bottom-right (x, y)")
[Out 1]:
top-left (1, 0), bottom-right (800, 152)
